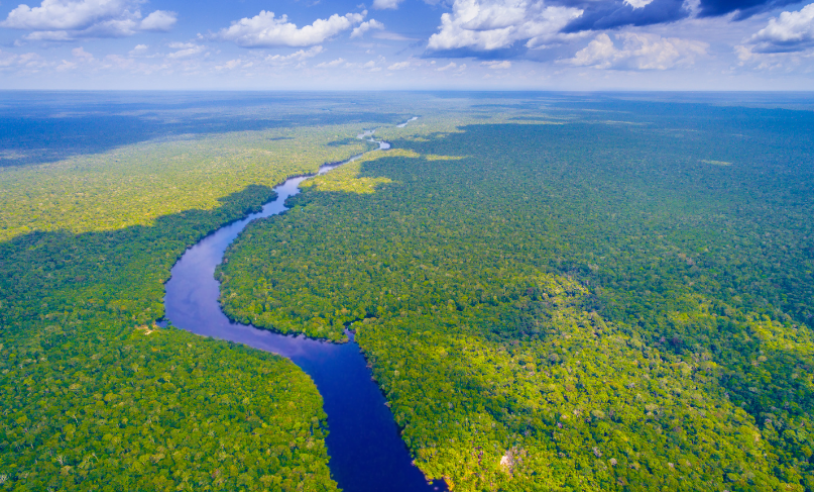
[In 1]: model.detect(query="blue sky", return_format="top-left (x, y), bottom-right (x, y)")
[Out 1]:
top-left (0, 0), bottom-right (812, 90)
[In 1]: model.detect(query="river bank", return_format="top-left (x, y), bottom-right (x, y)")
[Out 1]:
top-left (163, 123), bottom-right (445, 492)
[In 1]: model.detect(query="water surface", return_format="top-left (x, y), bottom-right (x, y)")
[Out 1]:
top-left (164, 134), bottom-right (445, 492)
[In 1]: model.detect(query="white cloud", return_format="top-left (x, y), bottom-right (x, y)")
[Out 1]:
top-left (570, 33), bottom-right (616, 68)
top-left (437, 61), bottom-right (459, 71)
top-left (217, 10), bottom-right (366, 48)
top-left (2, 0), bottom-right (131, 30)
top-left (568, 32), bottom-right (707, 70)
top-left (351, 19), bottom-right (384, 38)
top-left (266, 45), bottom-right (324, 63)
top-left (316, 57), bottom-right (346, 68)
top-left (748, 3), bottom-right (814, 53)
top-left (140, 10), bottom-right (176, 32)
top-left (24, 30), bottom-right (74, 40)
top-left (735, 44), bottom-right (814, 71)
top-left (427, 0), bottom-right (584, 52)
top-left (101, 53), bottom-right (134, 69)
top-left (0, 0), bottom-right (177, 40)
top-left (482, 59), bottom-right (511, 69)
top-left (167, 42), bottom-right (205, 59)
top-left (735, 45), bottom-right (758, 64)
top-left (71, 46), bottom-right (93, 61)
top-left (362, 60), bottom-right (381, 71)
top-left (372, 0), bottom-right (406, 9)
top-left (0, 49), bottom-right (48, 69)
top-left (129, 43), bottom-right (148, 56)
top-left (624, 0), bottom-right (655, 9)
top-left (388, 60), bottom-right (410, 70)
top-left (216, 58), bottom-right (245, 71)
top-left (56, 59), bottom-right (77, 70)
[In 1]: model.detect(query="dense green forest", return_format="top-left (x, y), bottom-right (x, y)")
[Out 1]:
top-left (220, 104), bottom-right (814, 491)
top-left (4, 94), bottom-right (813, 491)
top-left (0, 120), bottom-right (387, 491)
top-left (0, 124), bottom-right (375, 242)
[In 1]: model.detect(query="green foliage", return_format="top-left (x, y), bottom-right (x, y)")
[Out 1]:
top-left (219, 107), bottom-right (814, 491)
top-left (0, 124), bottom-right (386, 490)
top-left (300, 151), bottom-right (397, 195)
top-left (0, 125), bottom-right (375, 242)
top-left (0, 184), bottom-right (338, 491)
top-left (0, 329), bottom-right (332, 492)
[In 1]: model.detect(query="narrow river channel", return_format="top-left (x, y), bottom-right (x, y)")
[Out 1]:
top-left (164, 123), bottom-right (446, 492)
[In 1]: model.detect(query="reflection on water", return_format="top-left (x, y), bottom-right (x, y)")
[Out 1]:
top-left (397, 116), bottom-right (418, 128)
top-left (164, 130), bottom-right (444, 492)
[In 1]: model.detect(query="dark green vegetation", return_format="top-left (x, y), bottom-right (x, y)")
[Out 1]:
top-left (220, 104), bottom-right (814, 491)
top-left (0, 186), bottom-right (337, 491)
top-left (0, 105), bottom-right (392, 490)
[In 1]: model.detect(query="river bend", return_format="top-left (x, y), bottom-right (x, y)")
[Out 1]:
top-left (164, 125), bottom-right (445, 492)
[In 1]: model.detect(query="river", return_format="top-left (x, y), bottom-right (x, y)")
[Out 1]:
top-left (164, 123), bottom-right (445, 492)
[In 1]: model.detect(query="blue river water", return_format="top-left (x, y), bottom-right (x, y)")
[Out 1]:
top-left (163, 129), bottom-right (446, 492)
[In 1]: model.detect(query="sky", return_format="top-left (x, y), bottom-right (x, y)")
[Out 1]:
top-left (0, 0), bottom-right (812, 90)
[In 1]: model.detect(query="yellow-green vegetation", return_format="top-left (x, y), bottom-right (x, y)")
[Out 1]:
top-left (424, 154), bottom-right (467, 161)
top-left (299, 149), bottom-right (465, 195)
top-left (358, 278), bottom-right (782, 491)
top-left (373, 110), bottom-right (560, 143)
top-left (220, 105), bottom-right (814, 491)
top-left (302, 161), bottom-right (393, 195)
top-left (0, 125), bottom-right (374, 242)
top-left (0, 120), bottom-right (388, 490)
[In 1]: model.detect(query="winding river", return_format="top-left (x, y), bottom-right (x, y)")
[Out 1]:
top-left (164, 123), bottom-right (446, 492)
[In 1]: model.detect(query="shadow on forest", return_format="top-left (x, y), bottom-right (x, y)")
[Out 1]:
top-left (0, 184), bottom-right (276, 341)
top-left (0, 177), bottom-right (339, 491)
top-left (0, 111), bottom-right (403, 168)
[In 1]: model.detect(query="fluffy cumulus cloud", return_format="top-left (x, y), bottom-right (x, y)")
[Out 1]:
top-left (422, 0), bottom-right (814, 74)
top-left (568, 32), bottom-right (707, 69)
top-left (0, 0), bottom-right (176, 40)
top-left (139, 10), bottom-right (176, 32)
top-left (128, 43), bottom-right (148, 55)
top-left (747, 3), bottom-right (814, 53)
top-left (351, 19), bottom-right (384, 38)
top-left (427, 0), bottom-right (584, 53)
top-left (216, 10), bottom-right (366, 48)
